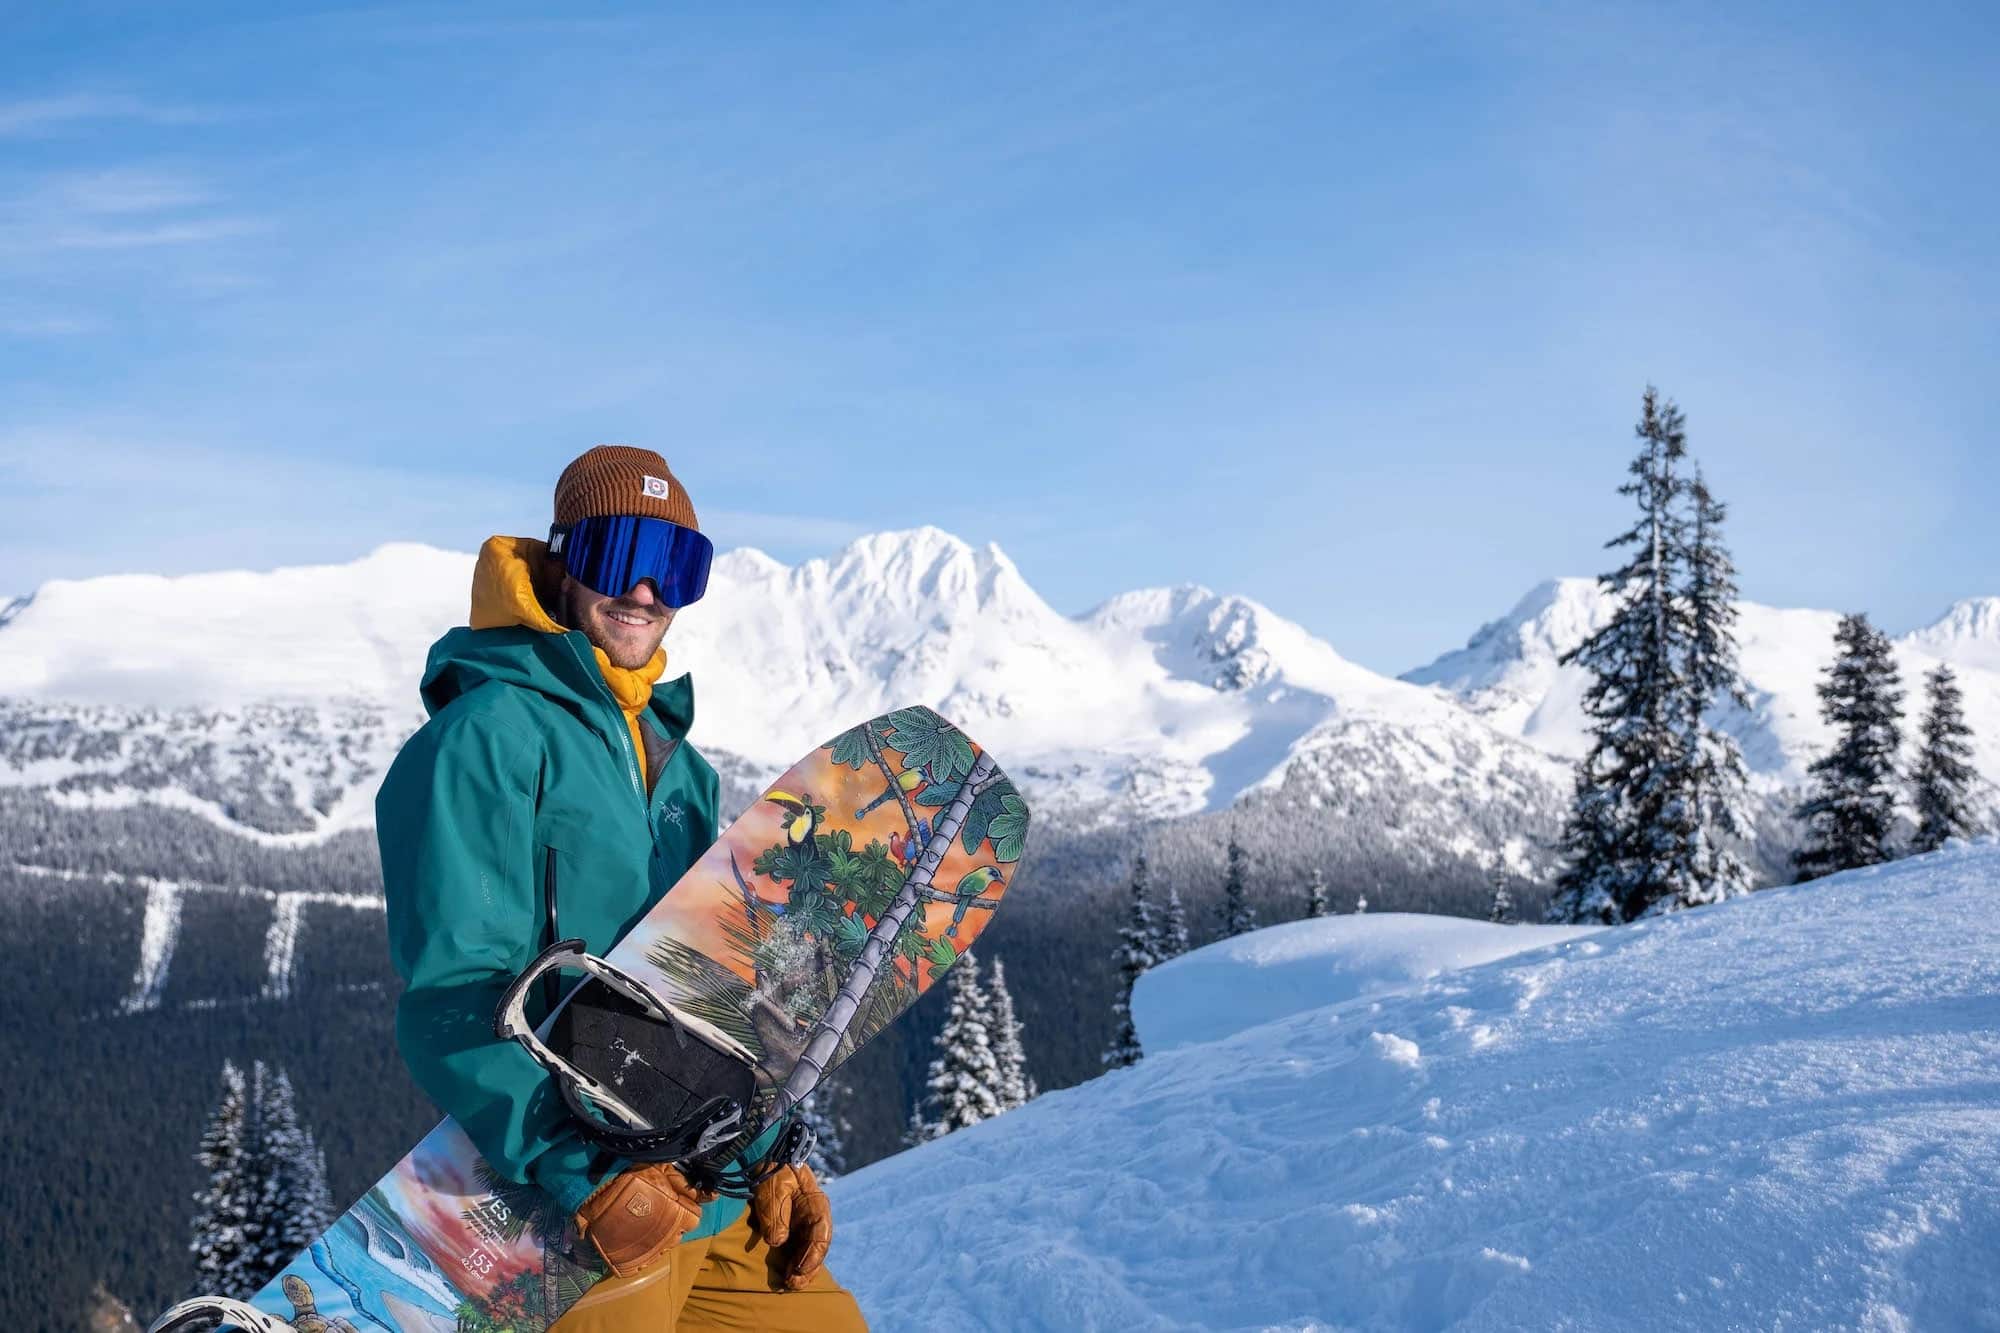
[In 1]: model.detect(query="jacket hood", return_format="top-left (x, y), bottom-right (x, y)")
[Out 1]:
top-left (419, 535), bottom-right (694, 736)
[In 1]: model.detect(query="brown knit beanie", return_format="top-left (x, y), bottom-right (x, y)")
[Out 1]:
top-left (553, 445), bottom-right (700, 531)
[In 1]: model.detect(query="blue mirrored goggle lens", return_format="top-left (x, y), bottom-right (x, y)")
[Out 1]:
top-left (553, 515), bottom-right (713, 608)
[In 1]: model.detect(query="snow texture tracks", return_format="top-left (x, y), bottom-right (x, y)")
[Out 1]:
top-left (12, 862), bottom-right (381, 1012)
top-left (829, 841), bottom-right (2000, 1331)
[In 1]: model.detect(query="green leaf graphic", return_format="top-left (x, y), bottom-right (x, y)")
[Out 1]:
top-left (883, 708), bottom-right (976, 783)
top-left (987, 793), bottom-right (1030, 863)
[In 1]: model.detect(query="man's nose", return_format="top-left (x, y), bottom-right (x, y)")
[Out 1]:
top-left (622, 578), bottom-right (661, 606)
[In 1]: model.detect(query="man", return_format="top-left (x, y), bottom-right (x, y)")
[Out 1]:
top-left (376, 445), bottom-right (867, 1331)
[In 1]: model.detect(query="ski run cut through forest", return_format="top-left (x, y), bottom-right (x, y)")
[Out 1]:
top-left (828, 840), bottom-right (2000, 1331)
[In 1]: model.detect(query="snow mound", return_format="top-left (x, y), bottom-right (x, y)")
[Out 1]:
top-left (1132, 913), bottom-right (1596, 1050)
top-left (828, 841), bottom-right (2000, 1331)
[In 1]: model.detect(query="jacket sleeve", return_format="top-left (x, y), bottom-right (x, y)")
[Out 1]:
top-left (376, 704), bottom-right (608, 1217)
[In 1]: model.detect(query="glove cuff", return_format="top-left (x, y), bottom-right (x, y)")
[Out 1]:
top-left (574, 1166), bottom-right (698, 1277)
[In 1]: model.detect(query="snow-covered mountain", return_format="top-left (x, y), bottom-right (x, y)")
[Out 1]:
top-left (828, 840), bottom-right (2000, 1330)
top-left (0, 529), bottom-right (1569, 861)
top-left (1405, 577), bottom-right (2000, 798)
top-left (6, 534), bottom-right (1992, 869)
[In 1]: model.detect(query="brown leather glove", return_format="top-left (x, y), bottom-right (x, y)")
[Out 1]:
top-left (573, 1162), bottom-right (709, 1278)
top-left (748, 1163), bottom-right (834, 1291)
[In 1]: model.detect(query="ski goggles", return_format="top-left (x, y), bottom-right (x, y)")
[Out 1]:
top-left (547, 514), bottom-right (714, 608)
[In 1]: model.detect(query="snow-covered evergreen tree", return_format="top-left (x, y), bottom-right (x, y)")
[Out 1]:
top-left (1352, 891), bottom-right (1368, 915)
top-left (913, 951), bottom-right (1004, 1140)
top-left (246, 1064), bottom-right (332, 1279)
top-left (1911, 663), bottom-right (1978, 854)
top-left (987, 957), bottom-right (1037, 1110)
top-left (189, 1061), bottom-right (256, 1297)
top-left (1157, 884), bottom-right (1191, 960)
top-left (1488, 869), bottom-right (1517, 924)
top-left (1303, 866), bottom-right (1329, 919)
top-left (1794, 613), bottom-right (1905, 882)
top-left (901, 1105), bottom-right (929, 1150)
top-left (1549, 387), bottom-right (1701, 923)
top-left (190, 1059), bottom-right (335, 1296)
top-left (1218, 833), bottom-right (1256, 937)
top-left (798, 1074), bottom-right (850, 1178)
top-left (1675, 466), bottom-right (1753, 908)
top-left (1105, 856), bottom-right (1158, 1069)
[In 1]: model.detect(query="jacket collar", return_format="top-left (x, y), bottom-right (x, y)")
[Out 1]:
top-left (417, 535), bottom-right (695, 738)
top-left (468, 533), bottom-right (666, 715)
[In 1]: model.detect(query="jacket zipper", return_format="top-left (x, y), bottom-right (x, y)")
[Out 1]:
top-left (565, 635), bottom-right (647, 807)
top-left (542, 845), bottom-right (561, 1016)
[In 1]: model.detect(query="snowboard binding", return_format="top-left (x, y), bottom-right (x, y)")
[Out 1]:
top-left (146, 1295), bottom-right (299, 1333)
top-left (495, 938), bottom-right (759, 1167)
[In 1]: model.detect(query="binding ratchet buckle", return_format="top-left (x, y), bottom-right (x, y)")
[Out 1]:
top-left (494, 938), bottom-right (753, 1163)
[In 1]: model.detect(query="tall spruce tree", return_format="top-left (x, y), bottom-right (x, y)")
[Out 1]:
top-left (1677, 467), bottom-right (1753, 907)
top-left (1488, 868), bottom-right (1517, 924)
top-left (1793, 613), bottom-right (1905, 881)
top-left (1105, 855), bottom-right (1158, 1069)
top-left (1218, 833), bottom-right (1256, 937)
top-left (189, 1061), bottom-right (256, 1297)
top-left (913, 951), bottom-right (1003, 1140)
top-left (1304, 866), bottom-right (1330, 919)
top-left (1911, 664), bottom-right (1978, 853)
top-left (1549, 387), bottom-right (1701, 923)
top-left (246, 1064), bottom-right (333, 1281)
top-left (192, 1060), bottom-right (338, 1297)
top-left (987, 957), bottom-right (1037, 1110)
top-left (1157, 884), bottom-right (1191, 960)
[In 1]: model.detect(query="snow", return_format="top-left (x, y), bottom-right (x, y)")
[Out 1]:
top-left (1405, 578), bottom-right (2000, 802)
top-left (5, 532), bottom-right (1996, 833)
top-left (1131, 913), bottom-right (1596, 1050)
top-left (828, 841), bottom-right (2000, 1331)
top-left (1906, 598), bottom-right (2000, 675)
top-left (0, 529), bottom-right (1546, 823)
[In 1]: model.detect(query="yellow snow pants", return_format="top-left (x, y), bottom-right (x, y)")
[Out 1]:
top-left (552, 1211), bottom-right (869, 1332)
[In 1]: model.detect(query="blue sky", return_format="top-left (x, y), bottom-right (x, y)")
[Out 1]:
top-left (2, 1), bottom-right (1992, 674)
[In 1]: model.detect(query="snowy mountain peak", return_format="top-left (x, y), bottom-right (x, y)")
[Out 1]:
top-left (1402, 576), bottom-right (1612, 694)
top-left (780, 526), bottom-right (1050, 624)
top-left (711, 546), bottom-right (789, 582)
top-left (1081, 585), bottom-right (1360, 694)
top-left (1905, 597), bottom-right (2000, 675)
top-left (1407, 574), bottom-right (2000, 800)
top-left (1082, 583), bottom-right (1220, 629)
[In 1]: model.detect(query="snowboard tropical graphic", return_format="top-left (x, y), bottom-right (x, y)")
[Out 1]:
top-left (151, 706), bottom-right (1027, 1333)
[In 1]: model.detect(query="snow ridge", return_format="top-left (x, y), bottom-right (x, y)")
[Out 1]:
top-left (0, 532), bottom-right (1551, 837)
top-left (1406, 579), bottom-right (2000, 800)
top-left (829, 841), bottom-right (2000, 1331)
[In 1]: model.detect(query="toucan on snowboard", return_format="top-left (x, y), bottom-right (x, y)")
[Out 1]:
top-left (151, 705), bottom-right (1028, 1333)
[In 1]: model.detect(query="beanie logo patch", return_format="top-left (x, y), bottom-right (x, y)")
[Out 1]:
top-left (642, 475), bottom-right (673, 501)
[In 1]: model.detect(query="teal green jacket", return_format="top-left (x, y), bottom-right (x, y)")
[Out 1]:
top-left (376, 620), bottom-right (774, 1233)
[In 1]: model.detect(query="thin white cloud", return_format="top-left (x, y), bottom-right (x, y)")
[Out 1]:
top-left (45, 217), bottom-right (263, 250)
top-left (0, 167), bottom-right (261, 257)
top-left (0, 93), bottom-right (216, 137)
top-left (42, 167), bottom-right (213, 215)
top-left (0, 311), bottom-right (96, 337)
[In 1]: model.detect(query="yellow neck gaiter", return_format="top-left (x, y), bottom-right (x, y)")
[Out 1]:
top-left (468, 534), bottom-right (666, 789)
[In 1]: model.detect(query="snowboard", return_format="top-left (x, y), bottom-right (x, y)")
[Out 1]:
top-left (151, 705), bottom-right (1028, 1333)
